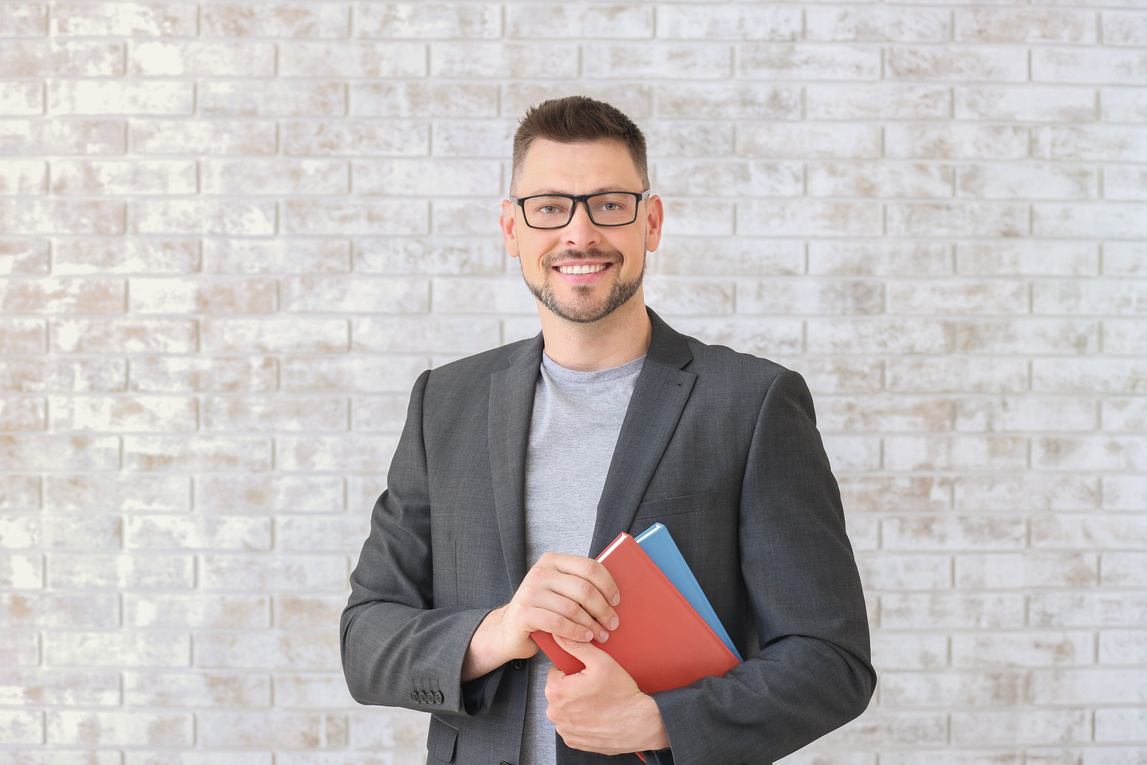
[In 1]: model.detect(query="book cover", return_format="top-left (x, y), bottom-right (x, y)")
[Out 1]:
top-left (634, 523), bottom-right (741, 660)
top-left (531, 532), bottom-right (740, 695)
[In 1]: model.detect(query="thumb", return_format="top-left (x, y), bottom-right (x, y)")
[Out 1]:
top-left (554, 633), bottom-right (611, 667)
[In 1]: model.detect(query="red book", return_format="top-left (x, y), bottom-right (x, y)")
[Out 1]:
top-left (530, 532), bottom-right (740, 695)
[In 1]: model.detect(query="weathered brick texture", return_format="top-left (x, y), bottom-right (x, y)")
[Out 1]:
top-left (1, 2), bottom-right (1144, 763)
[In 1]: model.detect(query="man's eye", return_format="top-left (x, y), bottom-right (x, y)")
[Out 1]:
top-left (537, 205), bottom-right (559, 215)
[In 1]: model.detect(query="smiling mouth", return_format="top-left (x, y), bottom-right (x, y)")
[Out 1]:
top-left (555, 264), bottom-right (609, 275)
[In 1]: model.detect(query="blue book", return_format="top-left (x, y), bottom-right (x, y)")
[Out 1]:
top-left (634, 523), bottom-right (742, 661)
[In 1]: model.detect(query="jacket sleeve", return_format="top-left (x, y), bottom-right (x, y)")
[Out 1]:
top-left (339, 369), bottom-right (504, 717)
top-left (652, 370), bottom-right (876, 764)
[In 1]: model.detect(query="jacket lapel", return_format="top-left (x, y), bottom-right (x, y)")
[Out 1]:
top-left (488, 334), bottom-right (544, 588)
top-left (589, 310), bottom-right (696, 555)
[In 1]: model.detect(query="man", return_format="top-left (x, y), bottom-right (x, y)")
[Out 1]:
top-left (341, 95), bottom-right (875, 765)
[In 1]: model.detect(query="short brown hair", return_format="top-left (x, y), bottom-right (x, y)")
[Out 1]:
top-left (510, 95), bottom-right (648, 194)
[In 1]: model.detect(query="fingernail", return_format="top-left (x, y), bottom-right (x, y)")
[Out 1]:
top-left (609, 617), bottom-right (619, 630)
top-left (598, 630), bottom-right (609, 642)
top-left (584, 630), bottom-right (593, 641)
top-left (611, 594), bottom-right (620, 606)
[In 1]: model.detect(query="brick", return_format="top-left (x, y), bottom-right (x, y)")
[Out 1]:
top-left (273, 673), bottom-right (354, 708)
top-left (809, 711), bottom-right (946, 746)
top-left (881, 670), bottom-right (1024, 707)
top-left (123, 435), bottom-right (272, 472)
top-left (0, 199), bottom-right (124, 235)
top-left (821, 435), bottom-right (881, 472)
top-left (48, 710), bottom-right (192, 746)
top-left (276, 434), bottom-right (399, 473)
top-left (0, 474), bottom-right (40, 511)
top-left (0, 552), bottom-right (41, 587)
top-left (351, 82), bottom-right (497, 118)
top-left (131, 119), bottom-right (277, 155)
top-left (888, 358), bottom-right (1028, 394)
top-left (203, 395), bottom-right (347, 432)
top-left (1104, 476), bottom-right (1147, 511)
top-left (51, 159), bottom-right (196, 196)
top-left (1096, 709), bottom-right (1147, 743)
top-left (739, 43), bottom-right (879, 80)
top-left (809, 242), bottom-right (950, 277)
top-left (130, 276), bottom-right (278, 314)
top-left (955, 475), bottom-right (1098, 512)
top-left (123, 515), bottom-right (271, 552)
top-left (1, 277), bottom-right (125, 314)
top-left (737, 201), bottom-right (881, 237)
top-left (838, 476), bottom-right (952, 514)
top-left (129, 752), bottom-right (271, 765)
top-left (202, 317), bottom-right (348, 353)
top-left (0, 239), bottom-right (49, 275)
top-left (1033, 126), bottom-right (1147, 162)
top-left (961, 318), bottom-right (1100, 356)
top-left (428, 119), bottom-right (513, 157)
top-left (667, 317), bottom-right (803, 358)
top-left (1034, 359), bottom-right (1147, 394)
top-left (890, 46), bottom-right (1028, 82)
top-left (0, 710), bottom-right (43, 745)
top-left (1031, 592), bottom-right (1147, 627)
top-left (584, 42), bottom-right (731, 79)
top-left (124, 593), bottom-right (270, 628)
top-left (657, 5), bottom-right (800, 40)
top-left (892, 202), bottom-right (1029, 237)
top-left (204, 239), bottom-right (350, 275)
top-left (129, 356), bottom-right (277, 393)
top-left (53, 238), bottom-right (197, 275)
top-left (1, 358), bottom-right (125, 393)
top-left (958, 163), bottom-right (1097, 200)
top-left (49, 81), bottom-right (192, 115)
top-left (130, 200), bottom-right (275, 236)
top-left (431, 42), bottom-right (578, 79)
top-left (504, 83), bottom-right (654, 122)
top-left (0, 318), bottom-right (44, 353)
top-left (202, 2), bottom-right (350, 38)
top-left (0, 160), bottom-right (46, 195)
top-left (884, 515), bottom-right (1026, 551)
top-left (655, 86), bottom-right (801, 125)
top-left (48, 552), bottom-right (193, 589)
top-left (51, 3), bottom-right (197, 36)
top-left (958, 552), bottom-right (1098, 589)
top-left (0, 81), bottom-right (41, 115)
top-left (807, 318), bottom-right (950, 355)
top-left (1101, 87), bottom-right (1147, 122)
top-left (431, 277), bottom-right (536, 315)
top-left (129, 40), bottom-right (274, 75)
top-left (1037, 279), bottom-right (1147, 316)
top-left (886, 124), bottom-right (1028, 160)
top-left (0, 669), bottom-right (119, 706)
top-left (0, 39), bottom-right (125, 76)
top-left (351, 394), bottom-right (408, 432)
top-left (952, 710), bottom-right (1089, 745)
top-left (282, 355), bottom-right (427, 394)
top-left (507, 4), bottom-right (653, 39)
top-left (283, 199), bottom-right (427, 236)
top-left (201, 80), bottom-right (346, 118)
top-left (888, 280), bottom-right (1028, 315)
top-left (737, 279), bottom-right (882, 316)
top-left (806, 7), bottom-right (951, 42)
top-left (124, 670), bottom-right (271, 707)
top-left (1103, 553), bottom-right (1147, 586)
top-left (0, 434), bottom-right (119, 470)
top-left (4, 592), bottom-right (118, 628)
top-left (955, 9), bottom-right (1096, 43)
top-left (353, 158), bottom-right (500, 196)
top-left (0, 397), bottom-right (45, 431)
top-left (955, 86), bottom-right (1097, 122)
top-left (658, 199), bottom-right (735, 237)
top-left (808, 162), bottom-right (949, 198)
top-left (47, 395), bottom-right (196, 433)
top-left (871, 633), bottom-right (948, 671)
top-left (857, 552), bottom-right (950, 590)
top-left (1036, 203), bottom-right (1147, 238)
top-left (643, 277), bottom-right (735, 316)
top-left (274, 593), bottom-right (345, 630)
top-left (354, 3), bottom-right (501, 39)
top-left (0, 631), bottom-right (38, 666)
top-left (819, 395), bottom-right (953, 434)
top-left (883, 593), bottom-right (1025, 630)
top-left (657, 239), bottom-right (802, 277)
top-left (275, 516), bottom-right (369, 552)
top-left (1032, 514), bottom-right (1147, 550)
top-left (886, 435), bottom-right (1029, 471)
top-left (354, 237), bottom-right (502, 276)
top-left (52, 318), bottom-right (196, 354)
top-left (953, 631), bottom-right (1094, 668)
top-left (1106, 165), bottom-right (1147, 201)
top-left (197, 709), bottom-right (346, 747)
top-left (957, 241), bottom-right (1098, 276)
top-left (1104, 11), bottom-right (1147, 46)
top-left (0, 4), bottom-right (47, 36)
top-left (433, 199), bottom-right (506, 236)
top-left (738, 124), bottom-right (881, 160)
top-left (808, 84), bottom-right (951, 121)
top-left (1100, 630), bottom-right (1147, 664)
top-left (352, 316), bottom-right (500, 355)
top-left (0, 119), bottom-right (125, 156)
top-left (1104, 397), bottom-right (1147, 431)
top-left (1033, 48), bottom-right (1147, 85)
top-left (200, 553), bottom-right (346, 591)
top-left (956, 396), bottom-right (1096, 432)
top-left (195, 475), bottom-right (343, 514)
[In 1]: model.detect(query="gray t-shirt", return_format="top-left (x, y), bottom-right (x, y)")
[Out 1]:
top-left (521, 352), bottom-right (644, 765)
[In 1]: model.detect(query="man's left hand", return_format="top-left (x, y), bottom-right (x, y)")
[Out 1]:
top-left (544, 635), bottom-right (671, 755)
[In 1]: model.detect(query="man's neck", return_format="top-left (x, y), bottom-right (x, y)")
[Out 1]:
top-left (537, 300), bottom-right (652, 372)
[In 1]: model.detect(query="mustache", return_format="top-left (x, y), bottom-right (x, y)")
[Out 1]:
top-left (543, 248), bottom-right (622, 267)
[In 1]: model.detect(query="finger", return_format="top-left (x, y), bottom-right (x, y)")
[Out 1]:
top-left (543, 553), bottom-right (622, 608)
top-left (530, 554), bottom-right (621, 635)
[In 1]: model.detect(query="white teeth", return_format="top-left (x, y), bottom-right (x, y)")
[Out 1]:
top-left (557, 264), bottom-right (607, 275)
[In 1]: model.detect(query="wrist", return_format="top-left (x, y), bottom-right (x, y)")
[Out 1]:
top-left (463, 605), bottom-right (528, 682)
top-left (632, 693), bottom-right (670, 752)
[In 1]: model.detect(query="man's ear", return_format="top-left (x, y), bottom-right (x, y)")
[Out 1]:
top-left (500, 199), bottom-right (519, 258)
top-left (643, 194), bottom-right (665, 253)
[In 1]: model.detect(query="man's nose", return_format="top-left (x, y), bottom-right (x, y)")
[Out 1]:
top-left (563, 200), bottom-right (601, 247)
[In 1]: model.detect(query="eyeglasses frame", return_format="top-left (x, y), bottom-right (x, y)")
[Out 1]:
top-left (508, 190), bottom-right (652, 230)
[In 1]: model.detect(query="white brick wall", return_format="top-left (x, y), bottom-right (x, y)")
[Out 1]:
top-left (1, 2), bottom-right (1144, 762)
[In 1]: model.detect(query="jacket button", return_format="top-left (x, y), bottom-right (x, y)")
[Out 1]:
top-left (418, 691), bottom-right (427, 704)
top-left (410, 691), bottom-right (418, 702)
top-left (433, 691), bottom-right (443, 704)
top-left (512, 659), bottom-right (525, 670)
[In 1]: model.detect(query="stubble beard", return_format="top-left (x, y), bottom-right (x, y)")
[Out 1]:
top-left (521, 247), bottom-right (646, 324)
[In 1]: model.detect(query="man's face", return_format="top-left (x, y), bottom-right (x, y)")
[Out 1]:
top-left (500, 138), bottom-right (663, 325)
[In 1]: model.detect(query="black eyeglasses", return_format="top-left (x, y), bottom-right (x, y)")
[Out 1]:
top-left (509, 190), bottom-right (651, 230)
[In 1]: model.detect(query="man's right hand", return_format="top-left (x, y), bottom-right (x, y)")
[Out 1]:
top-left (462, 552), bottom-right (621, 682)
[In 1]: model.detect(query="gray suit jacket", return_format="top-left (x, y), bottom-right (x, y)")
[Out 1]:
top-left (341, 310), bottom-right (875, 765)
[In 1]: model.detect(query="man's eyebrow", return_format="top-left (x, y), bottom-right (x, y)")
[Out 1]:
top-left (520, 187), bottom-right (631, 196)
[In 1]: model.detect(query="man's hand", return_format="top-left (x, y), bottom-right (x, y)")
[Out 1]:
top-left (544, 635), bottom-right (670, 755)
top-left (462, 552), bottom-right (620, 681)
